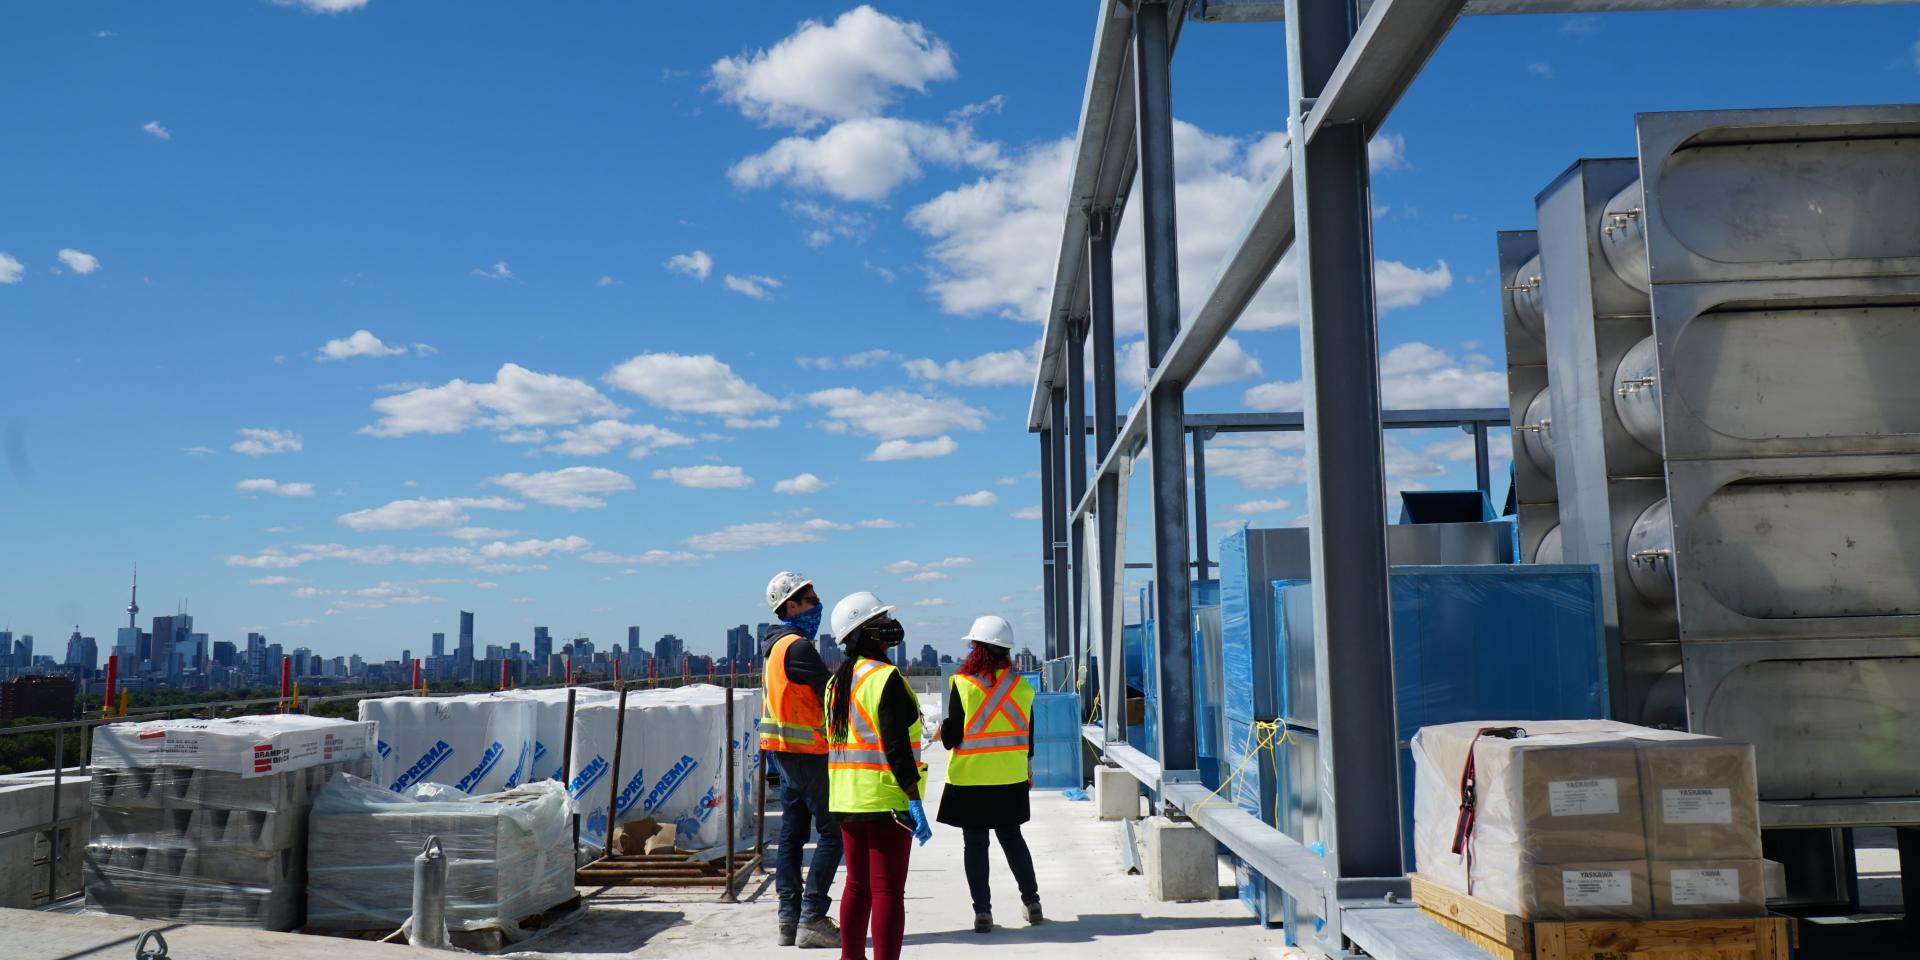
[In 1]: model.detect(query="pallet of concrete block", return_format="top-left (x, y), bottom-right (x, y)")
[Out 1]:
top-left (566, 684), bottom-right (761, 852)
top-left (1412, 719), bottom-right (1767, 922)
top-left (83, 715), bottom-right (375, 930)
top-left (358, 693), bottom-right (537, 795)
top-left (304, 773), bottom-right (575, 941)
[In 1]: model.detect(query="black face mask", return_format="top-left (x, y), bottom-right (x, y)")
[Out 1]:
top-left (864, 619), bottom-right (905, 646)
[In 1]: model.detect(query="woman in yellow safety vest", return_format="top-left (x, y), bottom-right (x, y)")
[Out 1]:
top-left (937, 614), bottom-right (1042, 934)
top-left (824, 591), bottom-right (929, 960)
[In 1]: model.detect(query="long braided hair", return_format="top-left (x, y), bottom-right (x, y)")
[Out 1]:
top-left (828, 624), bottom-right (891, 741)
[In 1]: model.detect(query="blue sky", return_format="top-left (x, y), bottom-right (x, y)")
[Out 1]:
top-left (3, 2), bottom-right (1917, 663)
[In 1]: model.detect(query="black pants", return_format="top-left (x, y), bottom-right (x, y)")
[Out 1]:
top-left (961, 825), bottom-right (1039, 915)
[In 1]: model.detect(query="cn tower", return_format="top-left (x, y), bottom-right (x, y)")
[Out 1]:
top-left (126, 565), bottom-right (139, 631)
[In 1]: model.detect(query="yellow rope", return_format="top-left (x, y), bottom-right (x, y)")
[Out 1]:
top-left (1186, 718), bottom-right (1293, 813)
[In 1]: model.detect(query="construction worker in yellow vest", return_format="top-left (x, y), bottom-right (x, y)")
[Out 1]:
top-left (824, 591), bottom-right (928, 960)
top-left (758, 571), bottom-right (841, 949)
top-left (937, 615), bottom-right (1042, 932)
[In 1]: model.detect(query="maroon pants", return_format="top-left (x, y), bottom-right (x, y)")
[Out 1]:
top-left (839, 819), bottom-right (913, 960)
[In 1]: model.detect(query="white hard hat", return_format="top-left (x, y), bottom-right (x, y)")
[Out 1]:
top-left (765, 571), bottom-right (813, 613)
top-left (961, 615), bottom-right (1014, 650)
top-left (831, 591), bottom-right (895, 639)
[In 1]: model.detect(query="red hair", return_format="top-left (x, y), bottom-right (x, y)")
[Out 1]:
top-left (958, 642), bottom-right (1012, 677)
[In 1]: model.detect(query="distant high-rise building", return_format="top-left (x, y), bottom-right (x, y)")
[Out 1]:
top-left (626, 626), bottom-right (640, 657)
top-left (726, 625), bottom-right (752, 673)
top-left (534, 627), bottom-right (551, 664)
top-left (0, 631), bottom-right (14, 673)
top-left (265, 643), bottom-right (284, 678)
top-left (245, 633), bottom-right (267, 681)
top-left (213, 640), bottom-right (237, 668)
top-left (457, 611), bottom-right (475, 662)
top-left (400, 648), bottom-right (411, 667)
top-left (571, 637), bottom-right (594, 659)
top-left (12, 632), bottom-right (33, 671)
top-left (348, 654), bottom-right (364, 676)
top-left (431, 632), bottom-right (445, 659)
top-left (292, 647), bottom-right (315, 677)
top-left (188, 632), bottom-right (208, 672)
top-left (654, 634), bottom-right (684, 666)
top-left (66, 630), bottom-right (99, 673)
top-left (150, 614), bottom-right (190, 677)
top-left (916, 644), bottom-right (939, 671)
top-left (0, 675), bottom-right (76, 721)
top-left (115, 627), bottom-right (141, 664)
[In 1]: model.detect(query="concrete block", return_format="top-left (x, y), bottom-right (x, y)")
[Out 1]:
top-left (1094, 765), bottom-right (1140, 821)
top-left (1144, 816), bottom-right (1216, 902)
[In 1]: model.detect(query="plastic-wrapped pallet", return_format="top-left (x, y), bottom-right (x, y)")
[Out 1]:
top-left (358, 694), bottom-right (537, 795)
top-left (83, 715), bottom-right (375, 930)
top-left (567, 684), bottom-right (761, 851)
top-left (305, 775), bottom-right (574, 937)
top-left (496, 687), bottom-right (617, 782)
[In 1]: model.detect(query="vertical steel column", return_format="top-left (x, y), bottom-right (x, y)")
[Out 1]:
top-left (1040, 424), bottom-right (1059, 661)
top-left (1472, 422), bottom-right (1491, 502)
top-left (1191, 429), bottom-right (1212, 577)
top-left (1067, 318), bottom-right (1090, 670)
top-left (1134, 1), bottom-right (1197, 778)
top-left (1049, 386), bottom-right (1072, 663)
top-left (1285, 0), bottom-right (1405, 930)
top-left (1089, 210), bottom-right (1123, 738)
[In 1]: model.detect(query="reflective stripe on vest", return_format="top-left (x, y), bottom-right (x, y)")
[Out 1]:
top-left (826, 658), bottom-right (926, 813)
top-left (947, 668), bottom-right (1034, 787)
top-left (759, 633), bottom-right (828, 755)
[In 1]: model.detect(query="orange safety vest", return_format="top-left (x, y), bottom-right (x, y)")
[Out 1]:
top-left (758, 632), bottom-right (828, 754)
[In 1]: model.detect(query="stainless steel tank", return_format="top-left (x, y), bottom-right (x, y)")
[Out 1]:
top-left (1518, 387), bottom-right (1555, 478)
top-left (1611, 335), bottom-right (1662, 455)
top-left (1599, 178), bottom-right (1649, 293)
top-left (1510, 253), bottom-right (1547, 342)
top-left (1534, 524), bottom-right (1563, 564)
top-left (1623, 497), bottom-right (1675, 607)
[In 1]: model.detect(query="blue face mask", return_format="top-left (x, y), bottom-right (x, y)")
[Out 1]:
top-left (784, 606), bottom-right (823, 643)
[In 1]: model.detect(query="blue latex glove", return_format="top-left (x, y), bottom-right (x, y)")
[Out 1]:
top-left (906, 799), bottom-right (932, 846)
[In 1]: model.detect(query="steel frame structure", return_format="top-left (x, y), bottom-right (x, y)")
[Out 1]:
top-left (1027, 1), bottom-right (1909, 955)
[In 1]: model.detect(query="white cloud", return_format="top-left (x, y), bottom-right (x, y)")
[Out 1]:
top-left (1120, 335), bottom-right (1262, 391)
top-left (0, 253), bottom-right (21, 284)
top-left (226, 536), bottom-right (589, 570)
top-left (908, 123), bottom-right (1450, 332)
top-left (867, 436), bottom-right (958, 461)
top-left (1242, 342), bottom-right (1503, 412)
top-left (596, 275), bottom-right (619, 287)
top-left (498, 429), bottom-right (549, 444)
top-left (543, 420), bottom-right (694, 458)
top-left (666, 250), bottom-right (714, 280)
top-left (249, 576), bottom-right (303, 586)
top-left (884, 557), bottom-right (972, 575)
top-left (805, 387), bottom-right (986, 439)
top-left (994, 475), bottom-right (1020, 486)
top-left (583, 549), bottom-right (708, 566)
top-left (774, 472), bottom-right (831, 494)
top-left (912, 598), bottom-right (951, 607)
top-left (235, 478), bottom-right (316, 497)
top-left (363, 363), bottom-right (624, 437)
top-left (1527, 62), bottom-right (1556, 80)
top-left (1206, 433), bottom-right (1309, 490)
top-left (723, 274), bottom-right (782, 300)
top-left (730, 116), bottom-right (999, 203)
top-left (684, 518), bottom-right (851, 553)
top-left (797, 349), bottom-right (901, 370)
top-left (336, 496), bottom-right (522, 531)
top-left (709, 5), bottom-right (955, 130)
top-left (787, 200), bottom-right (872, 246)
top-left (951, 490), bottom-right (997, 508)
top-left (56, 249), bottom-right (99, 275)
top-left (902, 347), bottom-right (1032, 386)
top-left (271, 0), bottom-right (370, 12)
top-left (231, 428), bottom-right (303, 456)
top-left (1913, 36), bottom-right (1920, 72)
top-left (141, 121), bottom-right (170, 141)
top-left (652, 464), bottom-right (753, 489)
top-left (1010, 506), bottom-right (1042, 521)
top-left (858, 518), bottom-right (904, 529)
top-left (183, 445), bottom-right (216, 456)
top-left (1231, 498), bottom-right (1293, 515)
top-left (471, 261), bottom-right (513, 280)
top-left (905, 571), bottom-right (948, 583)
top-left (604, 353), bottom-right (785, 419)
top-left (488, 466), bottom-right (635, 508)
top-left (724, 416), bottom-right (782, 430)
top-left (1370, 132), bottom-right (1409, 172)
top-left (318, 329), bottom-right (407, 361)
top-left (444, 526), bottom-right (519, 542)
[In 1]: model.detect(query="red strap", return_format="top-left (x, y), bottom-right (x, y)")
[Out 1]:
top-left (1449, 726), bottom-right (1525, 897)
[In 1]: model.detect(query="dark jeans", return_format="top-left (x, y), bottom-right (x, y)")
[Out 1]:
top-left (840, 819), bottom-right (912, 960)
top-left (961, 825), bottom-right (1040, 915)
top-left (772, 752), bottom-right (842, 925)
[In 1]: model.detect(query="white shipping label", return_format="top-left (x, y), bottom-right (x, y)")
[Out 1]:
top-left (1662, 787), bottom-right (1734, 824)
top-left (1562, 869), bottom-right (1635, 907)
top-left (1548, 778), bottom-right (1620, 816)
top-left (1670, 868), bottom-right (1742, 905)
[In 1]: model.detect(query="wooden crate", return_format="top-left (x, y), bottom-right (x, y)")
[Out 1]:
top-left (1409, 874), bottom-right (1795, 960)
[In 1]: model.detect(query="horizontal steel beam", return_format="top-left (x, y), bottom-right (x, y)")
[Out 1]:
top-left (1194, 0), bottom-right (1915, 22)
top-left (1760, 798), bottom-right (1920, 829)
top-left (1336, 903), bottom-right (1492, 960)
top-left (1102, 740), bottom-right (1165, 792)
top-left (1163, 781), bottom-right (1331, 918)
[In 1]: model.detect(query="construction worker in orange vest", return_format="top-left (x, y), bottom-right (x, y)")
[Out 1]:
top-left (760, 571), bottom-right (841, 948)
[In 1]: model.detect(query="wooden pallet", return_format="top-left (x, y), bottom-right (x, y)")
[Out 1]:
top-left (575, 849), bottom-right (760, 894)
top-left (1409, 874), bottom-right (1795, 960)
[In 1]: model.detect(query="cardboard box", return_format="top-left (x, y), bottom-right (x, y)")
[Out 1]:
top-left (1524, 859), bottom-right (1652, 921)
top-left (1651, 859), bottom-right (1766, 918)
top-left (1633, 730), bottom-right (1762, 861)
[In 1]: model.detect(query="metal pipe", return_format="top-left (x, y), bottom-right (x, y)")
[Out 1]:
top-left (1050, 386), bottom-right (1073, 663)
top-left (1067, 316), bottom-right (1090, 670)
top-left (604, 683), bottom-right (629, 859)
top-left (1089, 211), bottom-right (1123, 734)
top-left (1134, 0), bottom-right (1198, 779)
top-left (1039, 425), bottom-right (1059, 660)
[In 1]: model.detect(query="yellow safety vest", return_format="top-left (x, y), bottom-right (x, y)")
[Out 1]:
top-left (759, 633), bottom-right (828, 755)
top-left (826, 658), bottom-right (926, 813)
top-left (946, 669), bottom-right (1035, 787)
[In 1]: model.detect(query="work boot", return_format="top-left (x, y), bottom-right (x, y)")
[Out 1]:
top-left (1025, 900), bottom-right (1045, 925)
top-left (796, 916), bottom-right (839, 949)
top-left (778, 923), bottom-right (796, 947)
top-left (973, 911), bottom-right (993, 933)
